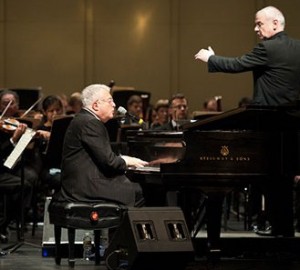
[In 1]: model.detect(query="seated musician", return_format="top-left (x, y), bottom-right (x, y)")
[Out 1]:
top-left (153, 93), bottom-right (190, 131)
top-left (35, 95), bottom-right (65, 192)
top-left (0, 122), bottom-right (38, 242)
top-left (0, 90), bottom-right (20, 118)
top-left (66, 92), bottom-right (83, 115)
top-left (122, 94), bottom-right (144, 126)
top-left (150, 99), bottom-right (169, 129)
top-left (51, 84), bottom-right (148, 207)
top-left (203, 97), bottom-right (219, 112)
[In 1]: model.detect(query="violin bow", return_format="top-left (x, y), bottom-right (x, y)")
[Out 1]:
top-left (0, 99), bottom-right (13, 120)
top-left (20, 95), bottom-right (43, 118)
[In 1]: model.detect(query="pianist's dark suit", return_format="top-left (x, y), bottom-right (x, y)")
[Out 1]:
top-left (53, 109), bottom-right (143, 206)
top-left (208, 31), bottom-right (300, 106)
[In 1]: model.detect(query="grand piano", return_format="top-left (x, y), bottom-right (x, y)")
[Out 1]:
top-left (125, 103), bottom-right (300, 258)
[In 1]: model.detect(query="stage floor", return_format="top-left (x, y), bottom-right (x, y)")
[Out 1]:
top-left (1, 219), bottom-right (300, 270)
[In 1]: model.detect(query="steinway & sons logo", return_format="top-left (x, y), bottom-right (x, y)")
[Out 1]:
top-left (220, 145), bottom-right (229, 156)
top-left (199, 145), bottom-right (250, 161)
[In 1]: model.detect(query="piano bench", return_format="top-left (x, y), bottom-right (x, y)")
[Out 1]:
top-left (48, 200), bottom-right (126, 268)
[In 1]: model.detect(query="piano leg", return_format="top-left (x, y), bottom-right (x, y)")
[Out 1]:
top-left (264, 175), bottom-right (294, 237)
top-left (206, 191), bottom-right (226, 261)
top-left (179, 188), bottom-right (229, 261)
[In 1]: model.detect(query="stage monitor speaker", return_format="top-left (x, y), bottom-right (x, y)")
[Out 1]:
top-left (105, 207), bottom-right (194, 270)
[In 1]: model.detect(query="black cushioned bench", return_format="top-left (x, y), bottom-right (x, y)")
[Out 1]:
top-left (48, 200), bottom-right (126, 268)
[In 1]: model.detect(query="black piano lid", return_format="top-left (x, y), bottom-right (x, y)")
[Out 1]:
top-left (183, 101), bottom-right (300, 131)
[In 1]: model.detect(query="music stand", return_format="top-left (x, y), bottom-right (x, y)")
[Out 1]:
top-left (6, 87), bottom-right (42, 110)
top-left (44, 116), bottom-right (73, 169)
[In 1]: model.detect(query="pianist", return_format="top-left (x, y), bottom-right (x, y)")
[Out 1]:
top-left (51, 84), bottom-right (148, 207)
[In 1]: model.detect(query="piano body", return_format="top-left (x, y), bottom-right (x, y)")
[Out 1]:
top-left (126, 104), bottom-right (300, 258)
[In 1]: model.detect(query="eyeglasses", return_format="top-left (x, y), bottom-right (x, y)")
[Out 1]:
top-left (98, 98), bottom-right (115, 105)
top-left (172, 105), bottom-right (188, 110)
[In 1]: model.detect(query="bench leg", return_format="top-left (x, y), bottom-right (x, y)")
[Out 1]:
top-left (94, 230), bottom-right (100, 265)
top-left (54, 225), bottom-right (62, 265)
top-left (68, 228), bottom-right (76, 268)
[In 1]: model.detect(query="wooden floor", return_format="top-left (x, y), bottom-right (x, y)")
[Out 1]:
top-left (1, 216), bottom-right (300, 270)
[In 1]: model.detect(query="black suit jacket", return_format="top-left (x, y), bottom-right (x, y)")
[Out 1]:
top-left (55, 109), bottom-right (137, 205)
top-left (208, 32), bottom-right (300, 106)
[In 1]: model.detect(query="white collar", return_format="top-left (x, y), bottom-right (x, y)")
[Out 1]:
top-left (83, 107), bottom-right (101, 121)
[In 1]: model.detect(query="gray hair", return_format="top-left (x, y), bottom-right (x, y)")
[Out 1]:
top-left (259, 6), bottom-right (285, 28)
top-left (0, 89), bottom-right (20, 105)
top-left (81, 84), bottom-right (110, 108)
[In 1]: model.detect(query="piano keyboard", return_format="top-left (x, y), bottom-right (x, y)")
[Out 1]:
top-left (128, 166), bottom-right (161, 173)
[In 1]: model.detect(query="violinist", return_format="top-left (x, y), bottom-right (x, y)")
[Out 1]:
top-left (36, 95), bottom-right (64, 147)
top-left (0, 120), bottom-right (38, 242)
top-left (34, 95), bottom-right (65, 192)
top-left (0, 90), bottom-right (20, 118)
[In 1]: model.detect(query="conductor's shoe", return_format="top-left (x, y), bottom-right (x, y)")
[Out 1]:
top-left (0, 233), bottom-right (8, 243)
top-left (0, 227), bottom-right (9, 243)
top-left (256, 226), bottom-right (294, 237)
top-left (255, 226), bottom-right (273, 236)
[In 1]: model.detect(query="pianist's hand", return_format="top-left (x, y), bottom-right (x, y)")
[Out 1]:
top-left (121, 155), bottom-right (149, 168)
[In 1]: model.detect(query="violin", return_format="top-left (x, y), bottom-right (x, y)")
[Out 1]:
top-left (0, 96), bottom-right (43, 133)
top-left (0, 118), bottom-right (20, 132)
top-left (0, 99), bottom-right (21, 133)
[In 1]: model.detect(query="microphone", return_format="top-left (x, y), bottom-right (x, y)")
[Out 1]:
top-left (117, 106), bottom-right (144, 125)
top-left (108, 80), bottom-right (115, 88)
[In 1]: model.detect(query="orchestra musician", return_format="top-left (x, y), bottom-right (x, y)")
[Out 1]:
top-left (51, 84), bottom-right (148, 207)
top-left (203, 98), bottom-right (218, 112)
top-left (34, 95), bottom-right (65, 192)
top-left (0, 90), bottom-right (21, 118)
top-left (153, 93), bottom-right (189, 131)
top-left (195, 6), bottom-right (300, 236)
top-left (203, 96), bottom-right (222, 112)
top-left (66, 92), bottom-right (83, 115)
top-left (0, 120), bottom-right (38, 243)
top-left (150, 99), bottom-right (169, 129)
top-left (36, 95), bottom-right (65, 150)
top-left (123, 95), bottom-right (144, 126)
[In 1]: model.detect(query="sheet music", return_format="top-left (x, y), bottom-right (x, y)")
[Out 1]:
top-left (4, 129), bottom-right (36, 169)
